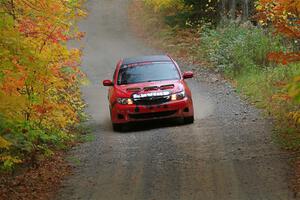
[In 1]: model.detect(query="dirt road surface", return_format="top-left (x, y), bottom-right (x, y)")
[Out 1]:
top-left (56, 0), bottom-right (295, 199)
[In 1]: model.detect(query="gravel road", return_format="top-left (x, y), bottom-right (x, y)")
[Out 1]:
top-left (56, 0), bottom-right (295, 199)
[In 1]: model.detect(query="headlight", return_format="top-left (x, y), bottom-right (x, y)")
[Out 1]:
top-left (171, 91), bottom-right (185, 101)
top-left (117, 98), bottom-right (133, 105)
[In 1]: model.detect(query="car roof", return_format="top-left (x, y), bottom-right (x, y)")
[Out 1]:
top-left (122, 55), bottom-right (172, 65)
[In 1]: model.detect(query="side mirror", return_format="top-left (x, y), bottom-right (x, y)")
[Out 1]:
top-left (182, 71), bottom-right (193, 79)
top-left (103, 80), bottom-right (114, 86)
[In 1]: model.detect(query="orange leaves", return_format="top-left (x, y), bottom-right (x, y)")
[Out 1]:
top-left (74, 31), bottom-right (86, 40)
top-left (1, 64), bottom-right (27, 95)
top-left (18, 18), bottom-right (38, 37)
top-left (257, 0), bottom-right (300, 64)
top-left (267, 52), bottom-right (300, 65)
top-left (18, 17), bottom-right (69, 44)
top-left (285, 0), bottom-right (300, 14)
top-left (35, 105), bottom-right (47, 115)
top-left (15, 0), bottom-right (85, 49)
top-left (257, 0), bottom-right (300, 39)
top-left (256, 0), bottom-right (300, 106)
top-left (0, 0), bottom-right (86, 171)
top-left (0, 0), bottom-right (86, 128)
top-left (272, 93), bottom-right (292, 101)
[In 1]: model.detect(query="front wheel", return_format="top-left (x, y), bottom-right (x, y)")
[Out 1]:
top-left (183, 116), bottom-right (194, 124)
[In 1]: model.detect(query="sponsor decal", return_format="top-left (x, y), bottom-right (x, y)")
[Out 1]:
top-left (133, 91), bottom-right (170, 99)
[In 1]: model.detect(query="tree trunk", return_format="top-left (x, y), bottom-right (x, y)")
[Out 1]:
top-left (230, 0), bottom-right (236, 19)
top-left (221, 0), bottom-right (227, 20)
top-left (242, 0), bottom-right (249, 21)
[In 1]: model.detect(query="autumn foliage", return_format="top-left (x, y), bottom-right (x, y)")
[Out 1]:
top-left (257, 0), bottom-right (300, 39)
top-left (257, 0), bottom-right (300, 121)
top-left (257, 0), bottom-right (300, 63)
top-left (144, 0), bottom-right (185, 13)
top-left (0, 0), bottom-right (86, 170)
top-left (140, 0), bottom-right (299, 137)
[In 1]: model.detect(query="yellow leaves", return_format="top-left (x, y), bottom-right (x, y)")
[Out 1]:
top-left (0, 92), bottom-right (27, 120)
top-left (0, 1), bottom-right (85, 120)
top-left (77, 9), bottom-right (87, 18)
top-left (144, 0), bottom-right (185, 13)
top-left (0, 136), bottom-right (11, 150)
top-left (288, 75), bottom-right (300, 103)
top-left (80, 77), bottom-right (90, 86)
top-left (256, 4), bottom-right (263, 11)
top-left (0, 156), bottom-right (22, 164)
top-left (45, 103), bottom-right (78, 129)
top-left (294, 76), bottom-right (300, 82)
top-left (288, 111), bottom-right (300, 125)
top-left (0, 0), bottom-right (86, 170)
top-left (0, 155), bottom-right (22, 170)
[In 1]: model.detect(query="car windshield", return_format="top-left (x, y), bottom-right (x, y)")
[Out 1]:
top-left (117, 62), bottom-right (180, 85)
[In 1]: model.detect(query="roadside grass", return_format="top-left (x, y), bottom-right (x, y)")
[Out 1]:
top-left (129, 0), bottom-right (300, 149)
top-left (79, 133), bottom-right (95, 143)
top-left (199, 23), bottom-right (299, 149)
top-left (66, 156), bottom-right (81, 166)
top-left (236, 64), bottom-right (300, 149)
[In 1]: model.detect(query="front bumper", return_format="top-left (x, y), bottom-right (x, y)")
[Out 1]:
top-left (110, 97), bottom-right (194, 124)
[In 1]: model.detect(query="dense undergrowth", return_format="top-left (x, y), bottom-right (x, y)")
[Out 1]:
top-left (200, 24), bottom-right (300, 148)
top-left (130, 0), bottom-right (300, 149)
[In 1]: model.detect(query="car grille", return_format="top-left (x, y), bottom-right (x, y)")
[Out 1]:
top-left (133, 96), bottom-right (171, 105)
top-left (129, 110), bottom-right (177, 119)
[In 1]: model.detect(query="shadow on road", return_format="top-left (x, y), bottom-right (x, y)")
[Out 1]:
top-left (116, 118), bottom-right (189, 133)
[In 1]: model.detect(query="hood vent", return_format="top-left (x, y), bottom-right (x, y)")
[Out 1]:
top-left (144, 86), bottom-right (159, 91)
top-left (128, 84), bottom-right (175, 93)
top-left (160, 84), bottom-right (174, 90)
top-left (126, 87), bottom-right (142, 92)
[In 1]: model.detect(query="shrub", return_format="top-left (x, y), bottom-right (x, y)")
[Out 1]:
top-left (200, 23), bottom-right (283, 76)
top-left (0, 115), bottom-right (73, 171)
top-left (199, 22), bottom-right (299, 148)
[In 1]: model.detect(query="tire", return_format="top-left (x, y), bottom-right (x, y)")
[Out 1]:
top-left (183, 116), bottom-right (194, 124)
top-left (112, 123), bottom-right (123, 132)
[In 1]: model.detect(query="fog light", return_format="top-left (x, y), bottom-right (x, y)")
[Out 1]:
top-left (171, 91), bottom-right (185, 101)
top-left (128, 99), bottom-right (133, 105)
top-left (117, 98), bottom-right (133, 105)
top-left (171, 94), bottom-right (177, 101)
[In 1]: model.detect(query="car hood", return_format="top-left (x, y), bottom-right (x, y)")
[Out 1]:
top-left (115, 80), bottom-right (185, 98)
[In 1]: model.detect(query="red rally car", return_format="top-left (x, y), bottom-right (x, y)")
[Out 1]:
top-left (103, 55), bottom-right (194, 131)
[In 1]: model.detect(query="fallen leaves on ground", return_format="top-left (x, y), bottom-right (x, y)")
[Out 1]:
top-left (0, 152), bottom-right (72, 200)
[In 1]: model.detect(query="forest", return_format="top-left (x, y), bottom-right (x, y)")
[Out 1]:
top-left (0, 0), bottom-right (299, 199)
top-left (0, 0), bottom-right (298, 170)
top-left (138, 0), bottom-right (300, 148)
top-left (0, 0), bottom-right (299, 171)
